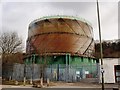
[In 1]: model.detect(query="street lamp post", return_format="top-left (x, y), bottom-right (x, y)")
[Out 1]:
top-left (96, 0), bottom-right (105, 90)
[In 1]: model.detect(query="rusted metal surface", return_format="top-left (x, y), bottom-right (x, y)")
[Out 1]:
top-left (27, 16), bottom-right (94, 57)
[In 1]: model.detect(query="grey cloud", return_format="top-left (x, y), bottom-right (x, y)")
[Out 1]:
top-left (1, 0), bottom-right (118, 2)
top-left (1, 2), bottom-right (118, 48)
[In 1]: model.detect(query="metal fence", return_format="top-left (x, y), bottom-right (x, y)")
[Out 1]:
top-left (2, 63), bottom-right (100, 82)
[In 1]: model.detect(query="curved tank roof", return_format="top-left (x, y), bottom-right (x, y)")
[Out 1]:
top-left (29, 15), bottom-right (92, 27)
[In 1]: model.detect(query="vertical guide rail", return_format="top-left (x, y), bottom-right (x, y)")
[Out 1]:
top-left (96, 0), bottom-right (104, 90)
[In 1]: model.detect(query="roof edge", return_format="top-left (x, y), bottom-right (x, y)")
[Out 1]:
top-left (29, 15), bottom-right (92, 27)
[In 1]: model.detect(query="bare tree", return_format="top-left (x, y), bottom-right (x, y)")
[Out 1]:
top-left (0, 32), bottom-right (23, 54)
top-left (0, 31), bottom-right (24, 64)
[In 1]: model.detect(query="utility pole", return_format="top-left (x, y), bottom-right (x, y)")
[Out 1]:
top-left (96, 0), bottom-right (105, 90)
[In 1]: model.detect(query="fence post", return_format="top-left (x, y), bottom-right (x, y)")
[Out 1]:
top-left (40, 78), bottom-right (43, 87)
top-left (30, 63), bottom-right (34, 85)
top-left (23, 77), bottom-right (26, 86)
top-left (50, 64), bottom-right (52, 81)
top-left (23, 64), bottom-right (26, 86)
top-left (47, 78), bottom-right (50, 86)
top-left (9, 76), bottom-right (11, 81)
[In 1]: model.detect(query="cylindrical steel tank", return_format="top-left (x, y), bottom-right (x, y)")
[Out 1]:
top-left (27, 15), bottom-right (94, 57)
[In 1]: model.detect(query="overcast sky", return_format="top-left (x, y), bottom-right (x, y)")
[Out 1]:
top-left (1, 1), bottom-right (118, 49)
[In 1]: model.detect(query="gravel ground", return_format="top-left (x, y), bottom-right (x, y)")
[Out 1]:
top-left (47, 82), bottom-right (119, 88)
top-left (1, 82), bottom-right (120, 89)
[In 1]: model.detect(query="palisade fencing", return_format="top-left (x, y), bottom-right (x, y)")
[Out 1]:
top-left (2, 64), bottom-right (14, 80)
top-left (2, 63), bottom-right (100, 82)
